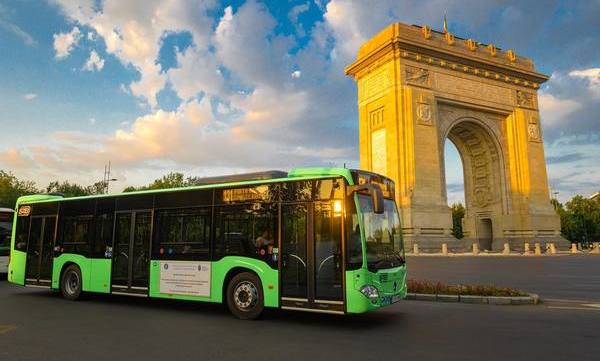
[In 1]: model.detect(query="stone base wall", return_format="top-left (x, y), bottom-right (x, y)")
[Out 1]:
top-left (403, 234), bottom-right (571, 253)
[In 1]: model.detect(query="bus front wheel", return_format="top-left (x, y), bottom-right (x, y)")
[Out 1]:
top-left (226, 272), bottom-right (264, 320)
top-left (60, 264), bottom-right (83, 301)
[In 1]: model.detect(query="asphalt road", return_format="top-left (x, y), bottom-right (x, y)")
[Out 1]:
top-left (407, 254), bottom-right (600, 301)
top-left (1, 256), bottom-right (599, 361)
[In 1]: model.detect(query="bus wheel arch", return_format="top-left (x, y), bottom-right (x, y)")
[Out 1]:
top-left (59, 262), bottom-right (83, 301)
top-left (223, 268), bottom-right (264, 320)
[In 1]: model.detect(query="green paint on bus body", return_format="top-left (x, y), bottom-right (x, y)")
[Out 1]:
top-left (148, 256), bottom-right (279, 307)
top-left (52, 254), bottom-right (90, 291)
top-left (345, 266), bottom-right (407, 313)
top-left (50, 254), bottom-right (112, 293)
top-left (288, 167), bottom-right (354, 184)
top-left (88, 259), bottom-right (112, 293)
top-left (8, 250), bottom-right (26, 285)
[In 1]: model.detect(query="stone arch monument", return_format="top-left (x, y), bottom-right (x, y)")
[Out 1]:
top-left (345, 23), bottom-right (568, 251)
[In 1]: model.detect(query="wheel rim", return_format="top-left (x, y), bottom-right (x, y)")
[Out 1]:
top-left (65, 271), bottom-right (79, 295)
top-left (233, 281), bottom-right (258, 311)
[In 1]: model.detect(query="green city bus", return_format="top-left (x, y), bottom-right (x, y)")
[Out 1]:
top-left (8, 168), bottom-right (406, 319)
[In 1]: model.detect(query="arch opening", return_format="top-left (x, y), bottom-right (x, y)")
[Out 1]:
top-left (443, 119), bottom-right (505, 251)
top-left (444, 140), bottom-right (466, 240)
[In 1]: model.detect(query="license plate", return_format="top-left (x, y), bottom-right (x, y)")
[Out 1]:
top-left (381, 295), bottom-right (402, 305)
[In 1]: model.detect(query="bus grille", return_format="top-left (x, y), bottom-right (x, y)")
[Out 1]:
top-left (379, 274), bottom-right (389, 282)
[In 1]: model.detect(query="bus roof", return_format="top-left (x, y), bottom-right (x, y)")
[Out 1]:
top-left (16, 167), bottom-right (356, 205)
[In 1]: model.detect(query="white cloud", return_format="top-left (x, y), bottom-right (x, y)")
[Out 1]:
top-left (23, 93), bottom-right (37, 101)
top-left (538, 92), bottom-right (581, 129)
top-left (128, 62), bottom-right (166, 108)
top-left (291, 70), bottom-right (301, 78)
top-left (180, 97), bottom-right (214, 125)
top-left (53, 26), bottom-right (82, 59)
top-left (0, 19), bottom-right (38, 46)
top-left (89, 117), bottom-right (96, 124)
top-left (215, 2), bottom-right (293, 88)
top-left (216, 102), bottom-right (231, 115)
top-left (168, 46), bottom-right (223, 101)
top-left (49, 1), bottom-right (217, 108)
top-left (83, 50), bottom-right (105, 71)
top-left (569, 68), bottom-right (600, 97)
top-left (288, 2), bottom-right (310, 36)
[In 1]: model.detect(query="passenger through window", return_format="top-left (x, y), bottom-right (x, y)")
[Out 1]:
top-left (215, 202), bottom-right (278, 267)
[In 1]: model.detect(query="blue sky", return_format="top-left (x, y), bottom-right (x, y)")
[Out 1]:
top-left (0, 0), bottom-right (598, 203)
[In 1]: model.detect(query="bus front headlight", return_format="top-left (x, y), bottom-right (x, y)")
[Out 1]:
top-left (360, 285), bottom-right (379, 304)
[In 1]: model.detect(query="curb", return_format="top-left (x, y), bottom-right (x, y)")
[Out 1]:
top-left (405, 292), bottom-right (539, 305)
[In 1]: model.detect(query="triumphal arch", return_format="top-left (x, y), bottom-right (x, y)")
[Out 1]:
top-left (346, 23), bottom-right (568, 251)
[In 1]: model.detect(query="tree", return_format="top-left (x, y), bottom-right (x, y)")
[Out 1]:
top-left (0, 170), bottom-right (39, 208)
top-left (451, 202), bottom-right (465, 239)
top-left (558, 195), bottom-right (600, 246)
top-left (123, 172), bottom-right (197, 192)
top-left (46, 180), bottom-right (105, 197)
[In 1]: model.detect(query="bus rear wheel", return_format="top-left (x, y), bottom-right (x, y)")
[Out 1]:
top-left (226, 272), bottom-right (264, 320)
top-left (60, 264), bottom-right (83, 301)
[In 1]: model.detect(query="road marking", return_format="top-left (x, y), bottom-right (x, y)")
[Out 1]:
top-left (0, 325), bottom-right (17, 335)
top-left (582, 303), bottom-right (600, 308)
top-left (547, 306), bottom-right (600, 312)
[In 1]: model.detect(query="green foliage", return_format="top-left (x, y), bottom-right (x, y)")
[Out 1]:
top-left (555, 195), bottom-right (600, 246)
top-left (451, 202), bottom-right (465, 239)
top-left (0, 170), bottom-right (39, 209)
top-left (46, 180), bottom-right (105, 198)
top-left (123, 172), bottom-right (198, 192)
top-left (407, 279), bottom-right (527, 297)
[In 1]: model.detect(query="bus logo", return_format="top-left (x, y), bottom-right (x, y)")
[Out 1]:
top-left (18, 206), bottom-right (31, 216)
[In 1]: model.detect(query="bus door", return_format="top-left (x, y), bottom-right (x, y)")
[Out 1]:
top-left (280, 202), bottom-right (344, 314)
top-left (25, 216), bottom-right (56, 287)
top-left (111, 211), bottom-right (151, 295)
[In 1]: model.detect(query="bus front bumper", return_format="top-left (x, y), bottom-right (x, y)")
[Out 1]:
top-left (345, 265), bottom-right (407, 313)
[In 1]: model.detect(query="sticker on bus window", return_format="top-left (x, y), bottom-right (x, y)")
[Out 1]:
top-left (18, 206), bottom-right (31, 216)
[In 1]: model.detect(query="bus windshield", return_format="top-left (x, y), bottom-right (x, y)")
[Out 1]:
top-left (357, 194), bottom-right (404, 271)
top-left (0, 215), bottom-right (12, 256)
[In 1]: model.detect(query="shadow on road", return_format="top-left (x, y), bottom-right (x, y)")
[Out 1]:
top-left (6, 282), bottom-right (404, 329)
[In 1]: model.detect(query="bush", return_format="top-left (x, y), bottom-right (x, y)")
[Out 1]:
top-left (407, 279), bottom-right (527, 297)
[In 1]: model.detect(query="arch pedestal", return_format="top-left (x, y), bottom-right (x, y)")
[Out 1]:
top-left (346, 23), bottom-right (568, 251)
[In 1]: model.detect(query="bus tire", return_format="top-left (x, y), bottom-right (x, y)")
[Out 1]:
top-left (226, 272), bottom-right (264, 320)
top-left (60, 264), bottom-right (83, 301)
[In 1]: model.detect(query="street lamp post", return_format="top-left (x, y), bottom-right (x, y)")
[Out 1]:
top-left (102, 161), bottom-right (118, 194)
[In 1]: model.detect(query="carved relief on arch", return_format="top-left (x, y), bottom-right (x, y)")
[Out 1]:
top-left (437, 104), bottom-right (504, 148)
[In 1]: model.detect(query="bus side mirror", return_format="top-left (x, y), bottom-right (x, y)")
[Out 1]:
top-left (347, 184), bottom-right (385, 214)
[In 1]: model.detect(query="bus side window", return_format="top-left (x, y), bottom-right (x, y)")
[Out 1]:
top-left (152, 207), bottom-right (211, 260)
top-left (14, 216), bottom-right (30, 251)
top-left (214, 203), bottom-right (278, 268)
top-left (58, 215), bottom-right (93, 255)
top-left (93, 213), bottom-right (113, 258)
top-left (58, 200), bottom-right (95, 256)
top-left (92, 198), bottom-right (115, 258)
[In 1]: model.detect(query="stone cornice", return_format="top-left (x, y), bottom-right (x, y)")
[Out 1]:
top-left (345, 23), bottom-right (549, 89)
